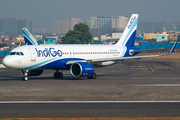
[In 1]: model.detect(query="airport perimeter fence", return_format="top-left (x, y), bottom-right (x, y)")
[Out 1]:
top-left (135, 43), bottom-right (180, 49)
top-left (0, 50), bottom-right (10, 56)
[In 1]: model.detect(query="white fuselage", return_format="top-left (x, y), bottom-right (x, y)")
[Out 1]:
top-left (3, 44), bottom-right (126, 70)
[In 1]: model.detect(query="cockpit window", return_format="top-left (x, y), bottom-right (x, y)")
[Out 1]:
top-left (16, 52), bottom-right (20, 55)
top-left (9, 52), bottom-right (24, 56)
top-left (10, 52), bottom-right (16, 55)
top-left (20, 52), bottom-right (24, 55)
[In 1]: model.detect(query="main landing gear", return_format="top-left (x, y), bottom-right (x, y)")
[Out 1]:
top-left (87, 73), bottom-right (97, 79)
top-left (54, 71), bottom-right (63, 79)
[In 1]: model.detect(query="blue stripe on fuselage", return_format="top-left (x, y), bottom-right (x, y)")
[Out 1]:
top-left (21, 58), bottom-right (85, 70)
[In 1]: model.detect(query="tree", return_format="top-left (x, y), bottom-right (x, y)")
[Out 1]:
top-left (61, 23), bottom-right (92, 44)
top-left (61, 30), bottom-right (81, 44)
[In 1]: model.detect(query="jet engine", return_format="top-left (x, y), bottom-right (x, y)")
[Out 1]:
top-left (70, 62), bottom-right (94, 77)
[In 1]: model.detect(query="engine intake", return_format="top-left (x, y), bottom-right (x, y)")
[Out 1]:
top-left (70, 62), bottom-right (94, 77)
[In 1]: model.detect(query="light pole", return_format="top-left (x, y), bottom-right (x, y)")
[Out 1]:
top-left (152, 19), bottom-right (153, 33)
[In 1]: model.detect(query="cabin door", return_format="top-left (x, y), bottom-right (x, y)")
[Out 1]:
top-left (28, 48), bottom-right (36, 61)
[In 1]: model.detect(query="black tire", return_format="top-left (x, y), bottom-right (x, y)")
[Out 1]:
top-left (87, 73), bottom-right (97, 79)
top-left (91, 73), bottom-right (97, 79)
top-left (58, 72), bottom-right (63, 79)
top-left (54, 72), bottom-right (63, 79)
top-left (54, 72), bottom-right (59, 79)
top-left (87, 76), bottom-right (92, 79)
top-left (22, 76), bottom-right (28, 81)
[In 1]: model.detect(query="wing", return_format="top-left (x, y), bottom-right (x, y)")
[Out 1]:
top-left (66, 54), bottom-right (164, 65)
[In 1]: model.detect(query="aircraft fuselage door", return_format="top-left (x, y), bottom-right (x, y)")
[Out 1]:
top-left (28, 48), bottom-right (36, 61)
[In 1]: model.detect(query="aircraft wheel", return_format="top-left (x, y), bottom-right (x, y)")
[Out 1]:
top-left (22, 76), bottom-right (28, 81)
top-left (91, 73), bottom-right (97, 79)
top-left (58, 72), bottom-right (63, 79)
top-left (54, 72), bottom-right (63, 79)
top-left (87, 73), bottom-right (97, 79)
top-left (54, 72), bottom-right (59, 79)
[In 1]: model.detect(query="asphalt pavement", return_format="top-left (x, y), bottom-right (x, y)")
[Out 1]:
top-left (1, 59), bottom-right (180, 117)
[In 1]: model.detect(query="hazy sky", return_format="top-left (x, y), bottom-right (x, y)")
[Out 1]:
top-left (0, 0), bottom-right (180, 29)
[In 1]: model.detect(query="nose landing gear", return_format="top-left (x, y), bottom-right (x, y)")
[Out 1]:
top-left (21, 70), bottom-right (29, 81)
top-left (22, 76), bottom-right (28, 81)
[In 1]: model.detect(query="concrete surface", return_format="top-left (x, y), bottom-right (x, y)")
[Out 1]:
top-left (0, 59), bottom-right (180, 101)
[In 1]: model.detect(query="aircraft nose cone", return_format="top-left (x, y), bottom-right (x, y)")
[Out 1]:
top-left (2, 57), bottom-right (11, 68)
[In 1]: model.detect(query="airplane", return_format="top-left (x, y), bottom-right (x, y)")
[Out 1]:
top-left (2, 14), bottom-right (178, 81)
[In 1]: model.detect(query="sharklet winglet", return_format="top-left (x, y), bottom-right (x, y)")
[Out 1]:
top-left (170, 40), bottom-right (178, 53)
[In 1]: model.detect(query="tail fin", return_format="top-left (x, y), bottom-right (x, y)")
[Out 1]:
top-left (115, 14), bottom-right (138, 47)
top-left (22, 28), bottom-right (38, 45)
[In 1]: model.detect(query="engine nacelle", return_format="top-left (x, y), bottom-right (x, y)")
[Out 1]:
top-left (70, 62), bottom-right (94, 77)
top-left (21, 70), bottom-right (43, 76)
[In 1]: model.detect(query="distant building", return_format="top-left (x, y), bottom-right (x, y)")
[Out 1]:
top-left (32, 28), bottom-right (51, 34)
top-left (37, 36), bottom-right (58, 44)
top-left (138, 22), bottom-right (165, 33)
top-left (143, 33), bottom-right (160, 40)
top-left (43, 37), bottom-right (57, 44)
top-left (162, 21), bottom-right (180, 32)
top-left (156, 35), bottom-right (166, 42)
top-left (138, 21), bottom-right (180, 33)
top-left (112, 16), bottom-right (129, 32)
top-left (169, 33), bottom-right (178, 40)
top-left (2, 35), bottom-right (24, 45)
top-left (53, 18), bottom-right (88, 35)
top-left (112, 33), bottom-right (123, 39)
top-left (90, 16), bottom-right (129, 37)
top-left (157, 31), bottom-right (169, 41)
top-left (84, 20), bottom-right (91, 30)
top-left (93, 37), bottom-right (101, 44)
top-left (6, 40), bottom-right (15, 46)
top-left (0, 18), bottom-right (32, 37)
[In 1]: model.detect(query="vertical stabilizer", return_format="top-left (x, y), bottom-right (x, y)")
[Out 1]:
top-left (115, 14), bottom-right (138, 47)
top-left (22, 28), bottom-right (38, 45)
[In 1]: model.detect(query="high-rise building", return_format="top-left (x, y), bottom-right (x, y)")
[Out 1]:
top-left (91, 16), bottom-right (112, 29)
top-left (17, 19), bottom-right (32, 35)
top-left (90, 16), bottom-right (129, 37)
top-left (84, 20), bottom-right (91, 30)
top-left (0, 18), bottom-right (32, 37)
top-left (53, 18), bottom-right (85, 35)
top-left (112, 16), bottom-right (129, 31)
